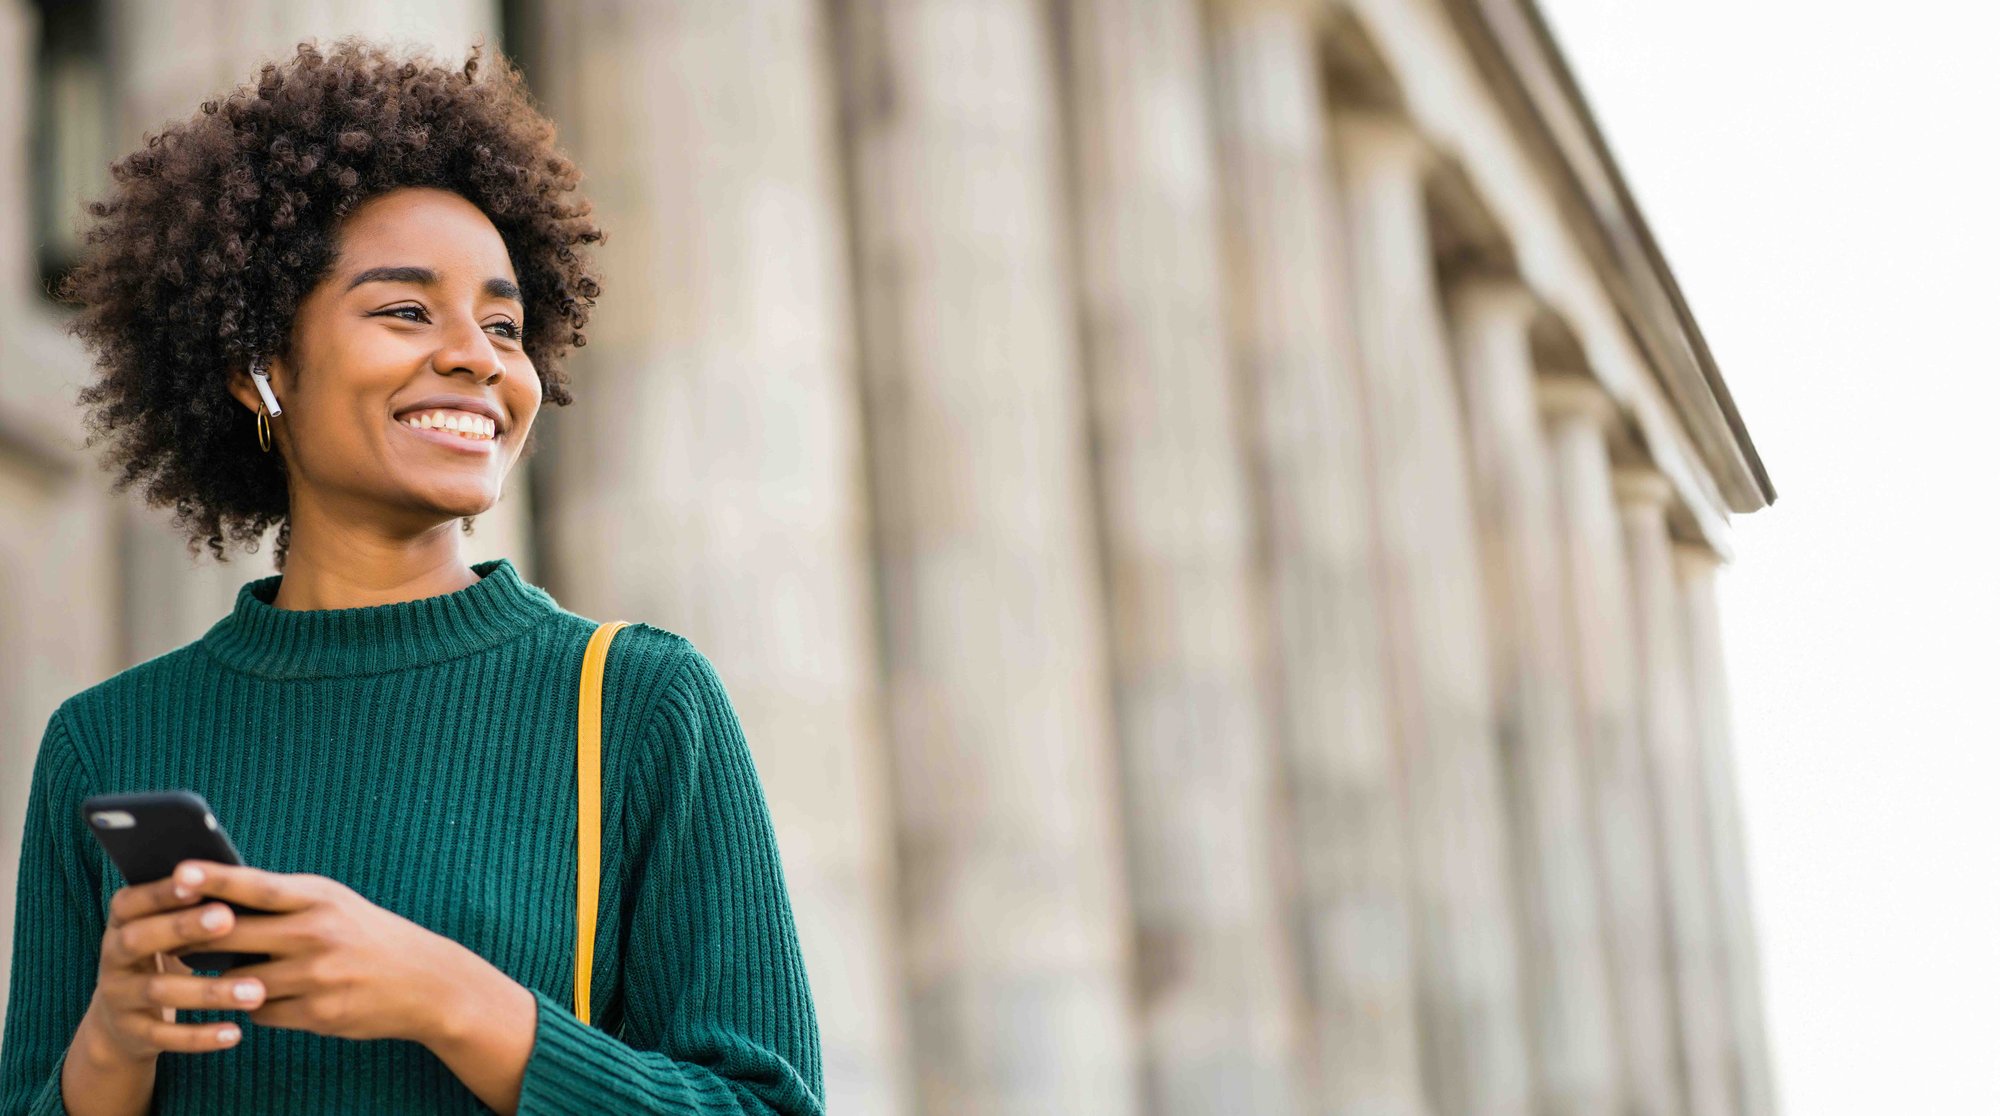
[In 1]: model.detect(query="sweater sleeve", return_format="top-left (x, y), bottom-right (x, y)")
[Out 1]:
top-left (0, 707), bottom-right (106, 1116)
top-left (515, 644), bottom-right (825, 1116)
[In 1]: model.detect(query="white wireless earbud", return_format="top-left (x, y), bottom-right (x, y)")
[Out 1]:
top-left (249, 359), bottom-right (282, 417)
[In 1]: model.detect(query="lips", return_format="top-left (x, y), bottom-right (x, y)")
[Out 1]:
top-left (394, 417), bottom-right (497, 454)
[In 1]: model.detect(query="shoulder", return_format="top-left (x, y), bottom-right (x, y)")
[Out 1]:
top-left (592, 621), bottom-right (751, 769)
top-left (579, 623), bottom-right (752, 826)
top-left (559, 615), bottom-right (737, 743)
top-left (46, 641), bottom-right (213, 775)
top-left (637, 628), bottom-right (737, 739)
top-left (559, 616), bottom-right (703, 706)
top-left (605, 619), bottom-right (701, 684)
top-left (63, 641), bottom-right (210, 711)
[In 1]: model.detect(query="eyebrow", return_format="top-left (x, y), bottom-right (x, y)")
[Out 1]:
top-left (345, 265), bottom-right (522, 306)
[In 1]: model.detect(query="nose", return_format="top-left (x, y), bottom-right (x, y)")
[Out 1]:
top-left (432, 315), bottom-right (507, 385)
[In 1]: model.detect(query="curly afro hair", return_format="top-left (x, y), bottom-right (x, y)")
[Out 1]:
top-left (55, 33), bottom-right (605, 569)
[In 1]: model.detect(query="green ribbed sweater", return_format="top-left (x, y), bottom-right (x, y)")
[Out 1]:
top-left (0, 558), bottom-right (823, 1115)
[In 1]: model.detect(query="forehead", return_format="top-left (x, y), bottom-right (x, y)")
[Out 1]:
top-left (333, 187), bottom-right (516, 281)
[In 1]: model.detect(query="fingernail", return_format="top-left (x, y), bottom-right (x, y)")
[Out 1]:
top-left (180, 865), bottom-right (204, 886)
top-left (217, 1026), bottom-right (240, 1043)
top-left (201, 907), bottom-right (228, 930)
top-left (233, 981), bottom-right (260, 1002)
top-left (173, 884), bottom-right (192, 900)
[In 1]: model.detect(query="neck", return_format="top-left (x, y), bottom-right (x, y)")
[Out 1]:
top-left (272, 521), bottom-right (482, 611)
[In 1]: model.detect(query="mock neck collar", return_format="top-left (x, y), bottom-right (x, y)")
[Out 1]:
top-left (200, 557), bottom-right (562, 680)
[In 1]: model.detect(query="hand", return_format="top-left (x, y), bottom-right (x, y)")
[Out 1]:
top-left (83, 869), bottom-right (258, 1062)
top-left (166, 859), bottom-right (476, 1045)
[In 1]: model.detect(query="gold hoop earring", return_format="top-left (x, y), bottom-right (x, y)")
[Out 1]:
top-left (256, 404), bottom-right (272, 453)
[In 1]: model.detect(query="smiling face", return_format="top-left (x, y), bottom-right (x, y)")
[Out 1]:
top-left (229, 185), bottom-right (542, 537)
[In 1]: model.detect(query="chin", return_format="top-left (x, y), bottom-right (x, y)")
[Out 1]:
top-left (419, 493), bottom-right (502, 521)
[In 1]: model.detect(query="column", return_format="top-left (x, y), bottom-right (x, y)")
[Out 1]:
top-left (1538, 378), bottom-right (1681, 1116)
top-left (1445, 281), bottom-right (1621, 1115)
top-left (529, 4), bottom-right (910, 1112)
top-left (833, 2), bottom-right (1141, 1112)
top-left (1674, 544), bottom-right (1777, 1116)
top-left (1332, 112), bottom-right (1532, 1116)
top-left (1616, 469), bottom-right (1733, 1116)
top-left (0, 0), bottom-right (26, 315)
top-left (1062, 0), bottom-right (1302, 1112)
top-left (1206, 4), bottom-right (1428, 1112)
top-left (0, 0), bottom-right (120, 1025)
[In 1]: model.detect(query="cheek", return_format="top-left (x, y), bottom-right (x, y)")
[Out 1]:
top-left (509, 386), bottom-right (542, 433)
top-left (311, 404), bottom-right (404, 466)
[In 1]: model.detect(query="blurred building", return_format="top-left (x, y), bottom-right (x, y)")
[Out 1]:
top-left (0, 1), bottom-right (1779, 1114)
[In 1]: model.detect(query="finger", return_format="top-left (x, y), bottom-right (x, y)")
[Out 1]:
top-left (108, 875), bottom-right (204, 927)
top-left (246, 998), bottom-right (316, 1033)
top-left (105, 903), bottom-right (237, 969)
top-left (102, 970), bottom-right (266, 1014)
top-left (197, 909), bottom-right (319, 957)
top-left (151, 952), bottom-right (173, 1022)
top-left (219, 956), bottom-right (313, 1002)
top-left (170, 860), bottom-right (323, 913)
top-left (135, 1016), bottom-right (243, 1054)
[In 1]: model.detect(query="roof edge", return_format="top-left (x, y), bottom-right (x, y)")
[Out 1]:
top-left (1438, 0), bottom-right (1777, 510)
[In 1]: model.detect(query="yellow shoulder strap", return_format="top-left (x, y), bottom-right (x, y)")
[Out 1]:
top-left (576, 619), bottom-right (630, 1025)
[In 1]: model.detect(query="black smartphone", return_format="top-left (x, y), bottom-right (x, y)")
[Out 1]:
top-left (79, 790), bottom-right (272, 972)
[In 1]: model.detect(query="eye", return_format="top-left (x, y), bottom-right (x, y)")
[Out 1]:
top-left (374, 305), bottom-right (524, 341)
top-left (375, 305), bottom-right (428, 325)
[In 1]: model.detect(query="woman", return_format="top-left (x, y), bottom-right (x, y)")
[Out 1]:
top-left (0, 35), bottom-right (823, 1116)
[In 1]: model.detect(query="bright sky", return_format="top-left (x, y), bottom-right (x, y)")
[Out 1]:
top-left (1534, 1), bottom-right (2000, 1110)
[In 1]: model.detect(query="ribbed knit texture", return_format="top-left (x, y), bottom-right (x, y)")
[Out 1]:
top-left (0, 558), bottom-right (823, 1115)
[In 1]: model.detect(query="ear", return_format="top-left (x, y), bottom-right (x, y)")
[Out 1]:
top-left (225, 359), bottom-right (280, 413)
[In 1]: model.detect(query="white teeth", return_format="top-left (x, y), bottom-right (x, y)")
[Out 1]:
top-left (401, 410), bottom-right (495, 440)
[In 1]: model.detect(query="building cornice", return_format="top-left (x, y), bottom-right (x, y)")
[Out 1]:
top-left (1436, 0), bottom-right (1776, 512)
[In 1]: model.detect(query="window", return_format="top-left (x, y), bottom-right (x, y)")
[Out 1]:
top-left (31, 0), bottom-right (111, 302)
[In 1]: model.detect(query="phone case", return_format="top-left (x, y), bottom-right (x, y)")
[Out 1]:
top-left (79, 790), bottom-right (272, 972)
